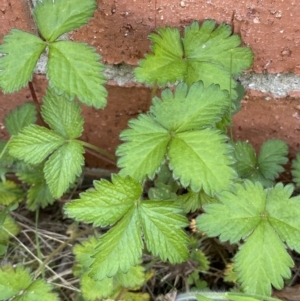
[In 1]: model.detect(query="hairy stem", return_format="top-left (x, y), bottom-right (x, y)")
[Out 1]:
top-left (81, 141), bottom-right (116, 164)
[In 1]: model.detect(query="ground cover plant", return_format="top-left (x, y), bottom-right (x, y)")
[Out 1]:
top-left (0, 0), bottom-right (300, 300)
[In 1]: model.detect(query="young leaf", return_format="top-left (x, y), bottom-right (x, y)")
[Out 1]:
top-left (41, 88), bottom-right (84, 139)
top-left (48, 41), bottom-right (107, 108)
top-left (232, 140), bottom-right (288, 187)
top-left (90, 208), bottom-right (143, 280)
top-left (44, 140), bottom-right (84, 198)
top-left (8, 124), bottom-right (65, 165)
top-left (197, 181), bottom-right (300, 295)
top-left (0, 264), bottom-right (59, 301)
top-left (135, 20), bottom-right (253, 96)
top-left (65, 174), bottom-right (142, 227)
top-left (0, 181), bottom-right (23, 206)
top-left (117, 114), bottom-right (170, 181)
top-left (0, 214), bottom-right (20, 243)
top-left (33, 0), bottom-right (97, 42)
top-left (0, 30), bottom-right (46, 93)
top-left (139, 201), bottom-right (189, 263)
top-left (292, 153), bottom-right (300, 187)
top-left (5, 102), bottom-right (37, 136)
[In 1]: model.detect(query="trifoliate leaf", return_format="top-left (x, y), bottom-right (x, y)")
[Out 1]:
top-left (48, 41), bottom-right (107, 108)
top-left (0, 30), bottom-right (46, 93)
top-left (235, 221), bottom-right (293, 296)
top-left (41, 88), bottom-right (84, 139)
top-left (65, 174), bottom-right (142, 227)
top-left (0, 181), bottom-right (23, 206)
top-left (90, 208), bottom-right (143, 280)
top-left (118, 82), bottom-right (235, 191)
top-left (117, 114), bottom-right (170, 181)
top-left (292, 153), bottom-right (300, 187)
top-left (151, 82), bottom-right (229, 132)
top-left (0, 264), bottom-right (58, 301)
top-left (168, 130), bottom-right (235, 194)
top-left (197, 181), bottom-right (300, 295)
top-left (33, 0), bottom-right (96, 42)
top-left (176, 190), bottom-right (217, 213)
top-left (8, 124), bottom-right (65, 165)
top-left (135, 20), bottom-right (253, 97)
top-left (44, 140), bottom-right (84, 198)
top-left (0, 264), bottom-right (31, 300)
top-left (139, 201), bottom-right (189, 263)
top-left (0, 214), bottom-right (20, 243)
top-left (232, 140), bottom-right (288, 187)
top-left (5, 102), bottom-right (37, 136)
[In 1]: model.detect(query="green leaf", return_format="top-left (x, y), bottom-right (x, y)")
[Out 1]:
top-left (292, 153), bottom-right (300, 187)
top-left (0, 30), bottom-right (46, 93)
top-left (90, 208), bottom-right (143, 280)
top-left (65, 174), bottom-right (142, 227)
top-left (117, 114), bottom-right (170, 181)
top-left (139, 201), bottom-right (189, 263)
top-left (116, 265), bottom-right (146, 288)
top-left (8, 124), bottom-right (65, 165)
top-left (151, 82), bottom-right (230, 132)
top-left (257, 139), bottom-right (288, 179)
top-left (33, 0), bottom-right (97, 42)
top-left (235, 221), bottom-right (292, 296)
top-left (5, 102), bottom-right (37, 136)
top-left (0, 264), bottom-right (58, 301)
top-left (176, 190), bottom-right (217, 213)
top-left (48, 41), bottom-right (107, 108)
top-left (41, 88), bottom-right (84, 139)
top-left (0, 264), bottom-right (31, 300)
top-left (232, 140), bottom-right (288, 187)
top-left (0, 214), bottom-right (20, 243)
top-left (44, 140), bottom-right (84, 198)
top-left (27, 181), bottom-right (55, 210)
top-left (135, 20), bottom-right (253, 96)
top-left (118, 82), bottom-right (235, 190)
top-left (197, 181), bottom-right (300, 295)
top-left (0, 181), bottom-right (23, 206)
top-left (168, 129), bottom-right (235, 194)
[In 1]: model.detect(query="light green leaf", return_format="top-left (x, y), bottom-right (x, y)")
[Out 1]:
top-left (90, 208), bottom-right (143, 280)
top-left (41, 88), bottom-right (84, 139)
top-left (257, 139), bottom-right (288, 179)
top-left (235, 221), bottom-right (293, 296)
top-left (0, 30), bottom-right (46, 93)
top-left (5, 102), bottom-right (37, 136)
top-left (0, 264), bottom-right (31, 300)
top-left (139, 201), bottom-right (189, 263)
top-left (44, 140), bottom-right (84, 198)
top-left (33, 0), bottom-right (96, 42)
top-left (135, 20), bottom-right (253, 96)
top-left (117, 114), bottom-right (170, 181)
top-left (65, 174), bottom-right (142, 226)
top-left (13, 279), bottom-right (59, 301)
top-left (116, 265), bottom-right (146, 288)
top-left (151, 82), bottom-right (229, 132)
top-left (0, 214), bottom-right (20, 243)
top-left (292, 153), bottom-right (300, 187)
top-left (197, 181), bottom-right (300, 295)
top-left (135, 27), bottom-right (186, 86)
top-left (0, 181), bottom-right (23, 206)
top-left (168, 129), bottom-right (236, 195)
top-left (175, 190), bottom-right (217, 213)
top-left (9, 124), bottom-right (65, 165)
top-left (48, 41), bottom-right (107, 108)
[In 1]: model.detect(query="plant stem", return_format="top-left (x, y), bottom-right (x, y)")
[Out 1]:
top-left (34, 227), bottom-right (94, 279)
top-left (80, 141), bottom-right (116, 163)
